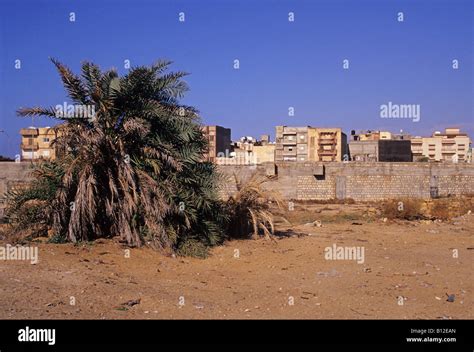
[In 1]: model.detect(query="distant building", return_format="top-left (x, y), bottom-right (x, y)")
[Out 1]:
top-left (392, 131), bottom-right (412, 140)
top-left (348, 140), bottom-right (378, 161)
top-left (275, 126), bottom-right (347, 162)
top-left (348, 130), bottom-right (412, 162)
top-left (253, 144), bottom-right (276, 163)
top-left (379, 131), bottom-right (392, 140)
top-left (215, 134), bottom-right (275, 165)
top-left (350, 130), bottom-right (393, 141)
top-left (201, 125), bottom-right (231, 163)
top-left (259, 135), bottom-right (271, 145)
top-left (20, 126), bottom-right (60, 161)
top-left (348, 140), bottom-right (412, 162)
top-left (411, 128), bottom-right (471, 162)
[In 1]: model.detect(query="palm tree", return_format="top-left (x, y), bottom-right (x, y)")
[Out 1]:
top-left (225, 174), bottom-right (283, 240)
top-left (15, 58), bottom-right (224, 252)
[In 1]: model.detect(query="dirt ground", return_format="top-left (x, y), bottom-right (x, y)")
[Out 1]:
top-left (0, 203), bottom-right (472, 319)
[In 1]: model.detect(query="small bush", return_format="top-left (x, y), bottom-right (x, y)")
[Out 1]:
top-left (429, 200), bottom-right (452, 220)
top-left (381, 199), bottom-right (426, 220)
top-left (428, 196), bottom-right (474, 220)
top-left (176, 239), bottom-right (209, 258)
top-left (225, 175), bottom-right (284, 240)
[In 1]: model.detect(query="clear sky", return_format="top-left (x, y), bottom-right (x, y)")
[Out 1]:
top-left (0, 0), bottom-right (472, 157)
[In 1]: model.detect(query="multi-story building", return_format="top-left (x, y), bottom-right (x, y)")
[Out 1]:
top-left (252, 144), bottom-right (276, 163)
top-left (411, 128), bottom-right (471, 162)
top-left (275, 126), bottom-right (308, 162)
top-left (215, 135), bottom-right (275, 165)
top-left (348, 130), bottom-right (412, 162)
top-left (275, 126), bottom-right (347, 162)
top-left (349, 130), bottom-right (393, 141)
top-left (201, 125), bottom-right (231, 163)
top-left (259, 135), bottom-right (271, 145)
top-left (20, 126), bottom-right (60, 161)
top-left (348, 140), bottom-right (412, 162)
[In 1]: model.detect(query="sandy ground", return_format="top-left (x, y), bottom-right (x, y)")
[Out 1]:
top-left (0, 204), bottom-right (472, 319)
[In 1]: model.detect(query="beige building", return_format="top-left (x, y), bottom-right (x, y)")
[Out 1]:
top-left (20, 127), bottom-right (60, 161)
top-left (411, 128), bottom-right (471, 162)
top-left (215, 137), bottom-right (275, 165)
top-left (201, 125), bottom-right (231, 163)
top-left (379, 131), bottom-right (392, 140)
top-left (253, 144), bottom-right (276, 163)
top-left (351, 130), bottom-right (392, 141)
top-left (275, 126), bottom-right (347, 162)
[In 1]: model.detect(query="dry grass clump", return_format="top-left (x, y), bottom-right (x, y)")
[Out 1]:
top-left (428, 196), bottom-right (474, 220)
top-left (381, 198), bottom-right (426, 220)
top-left (225, 174), bottom-right (284, 240)
top-left (382, 196), bottom-right (474, 221)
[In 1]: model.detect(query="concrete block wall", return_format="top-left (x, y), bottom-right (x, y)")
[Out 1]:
top-left (1, 162), bottom-right (473, 215)
top-left (0, 162), bottom-right (34, 218)
top-left (218, 162), bottom-right (474, 201)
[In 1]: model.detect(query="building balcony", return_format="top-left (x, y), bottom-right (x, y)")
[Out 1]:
top-left (20, 128), bottom-right (38, 136)
top-left (319, 134), bottom-right (336, 139)
top-left (21, 142), bottom-right (39, 150)
top-left (318, 149), bottom-right (337, 155)
top-left (318, 139), bottom-right (336, 145)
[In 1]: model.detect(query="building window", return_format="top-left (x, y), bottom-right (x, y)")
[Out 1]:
top-left (43, 138), bottom-right (50, 142)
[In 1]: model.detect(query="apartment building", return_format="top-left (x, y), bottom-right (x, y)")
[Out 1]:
top-left (411, 128), bottom-right (471, 162)
top-left (275, 126), bottom-right (347, 162)
top-left (253, 144), bottom-right (276, 163)
top-left (348, 130), bottom-right (412, 162)
top-left (215, 135), bottom-right (276, 165)
top-left (201, 125), bottom-right (231, 163)
top-left (350, 130), bottom-right (392, 141)
top-left (348, 140), bottom-right (412, 162)
top-left (20, 126), bottom-right (60, 161)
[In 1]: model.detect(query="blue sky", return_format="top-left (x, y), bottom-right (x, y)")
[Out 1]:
top-left (0, 0), bottom-right (472, 157)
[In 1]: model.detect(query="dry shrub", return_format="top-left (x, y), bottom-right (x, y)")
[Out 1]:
top-left (429, 199), bottom-right (452, 220)
top-left (176, 239), bottom-right (209, 258)
top-left (381, 198), bottom-right (426, 220)
top-left (3, 199), bottom-right (49, 243)
top-left (429, 196), bottom-right (474, 220)
top-left (382, 196), bottom-right (474, 221)
top-left (226, 174), bottom-right (284, 239)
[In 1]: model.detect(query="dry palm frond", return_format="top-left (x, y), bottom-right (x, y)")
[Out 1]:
top-left (226, 174), bottom-right (283, 240)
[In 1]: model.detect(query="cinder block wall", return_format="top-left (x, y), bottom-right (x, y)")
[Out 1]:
top-left (0, 162), bottom-right (34, 218)
top-left (218, 162), bottom-right (474, 201)
top-left (1, 162), bottom-right (473, 213)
